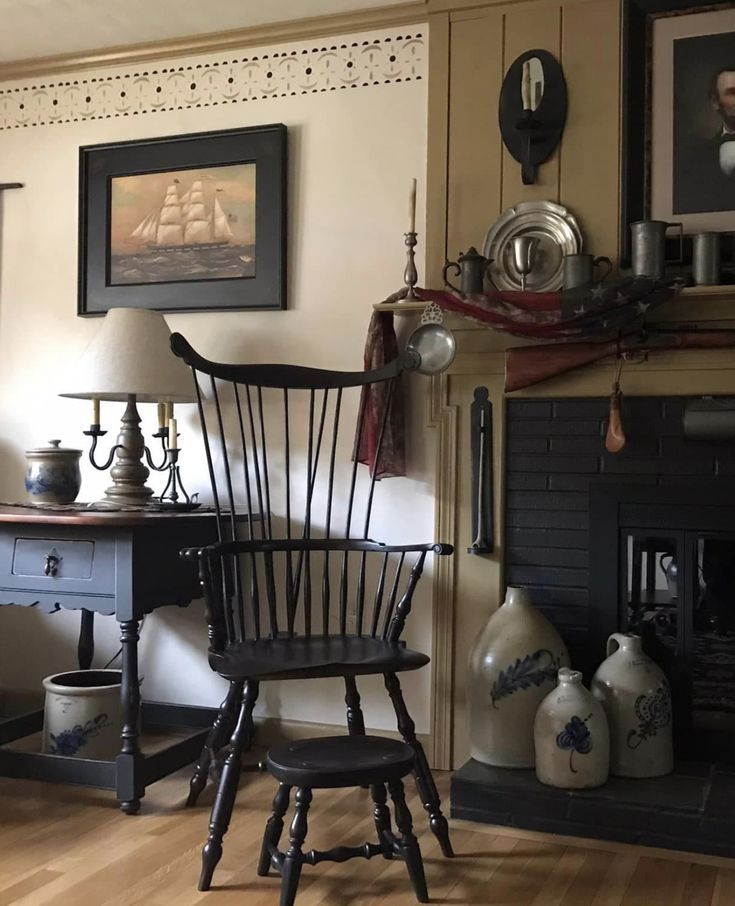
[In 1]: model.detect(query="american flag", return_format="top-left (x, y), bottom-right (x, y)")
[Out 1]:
top-left (416, 277), bottom-right (675, 341)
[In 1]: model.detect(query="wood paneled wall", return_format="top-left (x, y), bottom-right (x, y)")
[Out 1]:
top-left (427, 0), bottom-right (622, 286)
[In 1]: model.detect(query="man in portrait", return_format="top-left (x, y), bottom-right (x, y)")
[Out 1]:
top-left (674, 62), bottom-right (735, 214)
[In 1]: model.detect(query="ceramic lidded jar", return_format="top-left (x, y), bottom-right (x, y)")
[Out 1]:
top-left (468, 585), bottom-right (570, 767)
top-left (591, 632), bottom-right (673, 778)
top-left (25, 439), bottom-right (82, 504)
top-left (534, 668), bottom-right (610, 789)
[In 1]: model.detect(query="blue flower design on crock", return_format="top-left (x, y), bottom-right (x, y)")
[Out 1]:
top-left (490, 649), bottom-right (563, 709)
top-left (556, 714), bottom-right (593, 773)
top-left (627, 682), bottom-right (672, 749)
top-left (48, 713), bottom-right (111, 757)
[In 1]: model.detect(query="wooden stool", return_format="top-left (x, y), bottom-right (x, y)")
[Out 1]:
top-left (258, 735), bottom-right (429, 906)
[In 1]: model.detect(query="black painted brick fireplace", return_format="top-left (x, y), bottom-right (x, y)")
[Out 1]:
top-left (504, 395), bottom-right (735, 664)
top-left (451, 393), bottom-right (735, 857)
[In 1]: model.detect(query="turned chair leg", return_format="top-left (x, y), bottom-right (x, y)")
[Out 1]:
top-left (344, 676), bottom-right (366, 736)
top-left (370, 782), bottom-right (394, 859)
top-left (198, 680), bottom-right (259, 892)
top-left (257, 783), bottom-right (292, 877)
top-left (388, 778), bottom-right (428, 904)
top-left (280, 786), bottom-right (312, 906)
top-left (384, 672), bottom-right (454, 857)
top-left (187, 679), bottom-right (244, 807)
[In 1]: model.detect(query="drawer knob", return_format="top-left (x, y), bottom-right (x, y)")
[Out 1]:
top-left (44, 551), bottom-right (61, 577)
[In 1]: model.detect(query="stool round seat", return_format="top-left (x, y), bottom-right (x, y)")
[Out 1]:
top-left (266, 735), bottom-right (415, 789)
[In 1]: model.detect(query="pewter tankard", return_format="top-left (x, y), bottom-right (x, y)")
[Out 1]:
top-left (630, 220), bottom-right (683, 278)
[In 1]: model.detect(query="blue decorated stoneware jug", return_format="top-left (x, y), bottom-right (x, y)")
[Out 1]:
top-left (468, 586), bottom-right (570, 767)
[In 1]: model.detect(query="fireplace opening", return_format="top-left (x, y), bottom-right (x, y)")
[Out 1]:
top-left (590, 484), bottom-right (735, 763)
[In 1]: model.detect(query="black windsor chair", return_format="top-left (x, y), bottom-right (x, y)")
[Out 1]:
top-left (169, 333), bottom-right (454, 892)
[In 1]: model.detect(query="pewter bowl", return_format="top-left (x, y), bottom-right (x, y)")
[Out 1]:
top-left (405, 323), bottom-right (456, 375)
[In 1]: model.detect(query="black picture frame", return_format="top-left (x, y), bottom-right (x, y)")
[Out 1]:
top-left (78, 124), bottom-right (287, 315)
top-left (620, 0), bottom-right (733, 267)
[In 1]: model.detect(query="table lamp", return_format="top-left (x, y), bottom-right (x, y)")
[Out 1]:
top-left (60, 307), bottom-right (196, 508)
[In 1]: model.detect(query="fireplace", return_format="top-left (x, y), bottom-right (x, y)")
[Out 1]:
top-left (451, 393), bottom-right (735, 857)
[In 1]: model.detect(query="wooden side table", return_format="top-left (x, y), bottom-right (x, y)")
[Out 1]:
top-left (0, 505), bottom-right (220, 813)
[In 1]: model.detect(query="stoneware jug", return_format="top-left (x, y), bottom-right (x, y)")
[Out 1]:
top-left (534, 668), bottom-right (610, 789)
top-left (591, 633), bottom-right (673, 778)
top-left (468, 585), bottom-right (570, 767)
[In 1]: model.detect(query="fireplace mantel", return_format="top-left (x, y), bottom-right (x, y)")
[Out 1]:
top-left (406, 289), bottom-right (735, 771)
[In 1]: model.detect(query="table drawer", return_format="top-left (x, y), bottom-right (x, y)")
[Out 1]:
top-left (13, 538), bottom-right (94, 579)
top-left (0, 528), bottom-right (116, 597)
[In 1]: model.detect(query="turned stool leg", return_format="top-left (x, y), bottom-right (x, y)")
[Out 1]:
top-left (258, 783), bottom-right (292, 877)
top-left (389, 778), bottom-right (428, 904)
top-left (280, 786), bottom-right (312, 906)
top-left (370, 783), bottom-right (394, 858)
top-left (385, 672), bottom-right (454, 857)
top-left (198, 680), bottom-right (259, 892)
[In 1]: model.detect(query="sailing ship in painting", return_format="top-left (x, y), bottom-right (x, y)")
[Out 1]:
top-left (130, 179), bottom-right (237, 251)
top-left (109, 166), bottom-right (256, 286)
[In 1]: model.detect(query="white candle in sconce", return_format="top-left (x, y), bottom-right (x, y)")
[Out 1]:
top-left (92, 397), bottom-right (100, 425)
top-left (168, 418), bottom-right (178, 450)
top-left (408, 177), bottom-right (417, 233)
top-left (521, 59), bottom-right (532, 111)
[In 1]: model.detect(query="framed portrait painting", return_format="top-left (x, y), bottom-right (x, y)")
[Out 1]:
top-left (621, 0), bottom-right (735, 263)
top-left (78, 123), bottom-right (287, 315)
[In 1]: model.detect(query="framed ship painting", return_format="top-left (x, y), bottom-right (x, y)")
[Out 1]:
top-left (78, 124), bottom-right (287, 315)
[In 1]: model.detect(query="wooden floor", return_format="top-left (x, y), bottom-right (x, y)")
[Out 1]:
top-left (0, 765), bottom-right (733, 905)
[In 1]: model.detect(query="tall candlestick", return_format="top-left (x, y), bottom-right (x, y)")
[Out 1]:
top-left (157, 402), bottom-right (166, 429)
top-left (408, 178), bottom-right (416, 234)
top-left (92, 397), bottom-right (100, 425)
top-left (168, 418), bottom-right (178, 449)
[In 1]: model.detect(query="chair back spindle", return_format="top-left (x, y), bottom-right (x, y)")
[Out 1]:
top-left (171, 333), bottom-right (449, 653)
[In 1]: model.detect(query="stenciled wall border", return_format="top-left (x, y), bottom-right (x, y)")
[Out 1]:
top-left (0, 29), bottom-right (424, 131)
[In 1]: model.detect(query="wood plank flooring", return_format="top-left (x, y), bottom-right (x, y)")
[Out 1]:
top-left (0, 765), bottom-right (732, 905)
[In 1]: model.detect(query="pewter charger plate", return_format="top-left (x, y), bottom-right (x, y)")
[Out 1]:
top-left (482, 201), bottom-right (582, 292)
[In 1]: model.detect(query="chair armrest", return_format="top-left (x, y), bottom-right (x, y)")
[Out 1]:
top-left (188, 538), bottom-right (453, 558)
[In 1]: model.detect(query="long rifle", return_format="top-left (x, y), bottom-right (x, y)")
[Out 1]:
top-left (505, 330), bottom-right (735, 392)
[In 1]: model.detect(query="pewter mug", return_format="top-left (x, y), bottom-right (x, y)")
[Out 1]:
top-left (442, 246), bottom-right (493, 295)
top-left (562, 254), bottom-right (612, 289)
top-left (691, 232), bottom-right (721, 286)
top-left (630, 220), bottom-right (683, 279)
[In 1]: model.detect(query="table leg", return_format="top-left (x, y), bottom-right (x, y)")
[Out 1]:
top-left (78, 610), bottom-right (94, 670)
top-left (117, 618), bottom-right (144, 815)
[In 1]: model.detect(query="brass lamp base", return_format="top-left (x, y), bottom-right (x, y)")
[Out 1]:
top-left (95, 396), bottom-right (157, 509)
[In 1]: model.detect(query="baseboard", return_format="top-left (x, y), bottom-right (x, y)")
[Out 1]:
top-left (0, 689), bottom-right (429, 749)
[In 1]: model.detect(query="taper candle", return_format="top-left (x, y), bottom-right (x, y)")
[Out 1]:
top-left (168, 418), bottom-right (178, 449)
top-left (521, 60), bottom-right (531, 110)
top-left (165, 401), bottom-right (174, 421)
top-left (157, 402), bottom-right (166, 429)
top-left (92, 397), bottom-right (100, 425)
top-left (408, 178), bottom-right (416, 233)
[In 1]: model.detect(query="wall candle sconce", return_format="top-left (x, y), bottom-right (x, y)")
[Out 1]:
top-left (499, 49), bottom-right (567, 185)
top-left (59, 308), bottom-right (196, 508)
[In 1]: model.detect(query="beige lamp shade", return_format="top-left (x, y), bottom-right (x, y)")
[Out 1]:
top-left (60, 308), bottom-right (196, 403)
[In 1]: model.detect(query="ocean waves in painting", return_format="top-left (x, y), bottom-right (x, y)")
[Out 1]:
top-left (110, 244), bottom-right (255, 286)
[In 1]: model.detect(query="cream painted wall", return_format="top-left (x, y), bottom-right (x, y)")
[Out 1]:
top-left (0, 30), bottom-right (435, 733)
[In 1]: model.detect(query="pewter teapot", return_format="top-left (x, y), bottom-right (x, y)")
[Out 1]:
top-left (442, 246), bottom-right (492, 295)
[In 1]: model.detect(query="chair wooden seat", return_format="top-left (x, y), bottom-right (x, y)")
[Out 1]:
top-left (212, 635), bottom-right (429, 681)
top-left (266, 735), bottom-right (415, 788)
